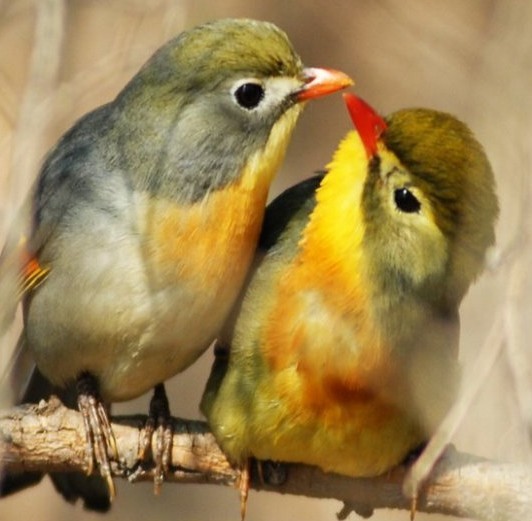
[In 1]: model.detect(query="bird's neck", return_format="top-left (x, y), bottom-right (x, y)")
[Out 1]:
top-left (297, 131), bottom-right (369, 309)
top-left (298, 130), bottom-right (454, 347)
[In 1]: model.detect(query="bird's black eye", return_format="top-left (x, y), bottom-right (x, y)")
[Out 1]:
top-left (234, 82), bottom-right (265, 110)
top-left (394, 187), bottom-right (421, 213)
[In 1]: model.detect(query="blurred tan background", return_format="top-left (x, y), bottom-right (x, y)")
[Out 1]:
top-left (0, 1), bottom-right (531, 520)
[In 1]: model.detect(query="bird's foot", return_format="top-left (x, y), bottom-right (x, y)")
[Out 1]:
top-left (256, 460), bottom-right (287, 487)
top-left (76, 372), bottom-right (117, 501)
top-left (138, 383), bottom-right (173, 494)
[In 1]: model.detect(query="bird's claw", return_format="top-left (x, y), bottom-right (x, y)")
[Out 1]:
top-left (152, 421), bottom-right (173, 494)
top-left (138, 383), bottom-right (173, 494)
top-left (76, 373), bottom-right (117, 501)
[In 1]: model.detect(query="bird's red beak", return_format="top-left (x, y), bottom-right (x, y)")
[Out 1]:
top-left (343, 92), bottom-right (387, 158)
top-left (295, 67), bottom-right (353, 102)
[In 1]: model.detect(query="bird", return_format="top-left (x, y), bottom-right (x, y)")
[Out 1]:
top-left (0, 18), bottom-right (352, 510)
top-left (201, 92), bottom-right (499, 513)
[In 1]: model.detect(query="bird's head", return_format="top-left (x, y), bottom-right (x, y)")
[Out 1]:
top-left (327, 93), bottom-right (498, 309)
top-left (113, 19), bottom-right (352, 201)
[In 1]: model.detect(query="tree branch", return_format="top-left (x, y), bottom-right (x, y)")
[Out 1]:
top-left (1, 398), bottom-right (531, 520)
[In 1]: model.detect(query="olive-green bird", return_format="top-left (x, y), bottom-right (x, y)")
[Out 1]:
top-left (201, 92), bottom-right (498, 511)
top-left (0, 18), bottom-right (352, 510)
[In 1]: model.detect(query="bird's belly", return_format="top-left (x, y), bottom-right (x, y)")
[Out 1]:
top-left (249, 395), bottom-right (425, 476)
top-left (97, 295), bottom-right (228, 401)
top-left (218, 282), bottom-right (425, 475)
top-left (26, 174), bottom-right (266, 401)
top-left (25, 231), bottom-right (249, 402)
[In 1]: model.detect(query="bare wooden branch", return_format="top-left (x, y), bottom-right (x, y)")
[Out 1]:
top-left (1, 398), bottom-right (531, 521)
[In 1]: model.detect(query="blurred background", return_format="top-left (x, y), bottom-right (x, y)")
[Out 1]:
top-left (0, 1), bottom-right (531, 520)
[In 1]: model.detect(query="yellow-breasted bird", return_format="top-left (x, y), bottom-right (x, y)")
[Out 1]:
top-left (201, 92), bottom-right (499, 508)
top-left (0, 18), bottom-right (352, 510)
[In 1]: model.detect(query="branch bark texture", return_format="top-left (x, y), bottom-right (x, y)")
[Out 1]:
top-left (1, 398), bottom-right (531, 521)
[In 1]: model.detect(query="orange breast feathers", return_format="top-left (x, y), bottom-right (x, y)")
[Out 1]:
top-left (259, 151), bottom-right (402, 425)
top-left (139, 166), bottom-right (271, 293)
top-left (261, 254), bottom-right (399, 424)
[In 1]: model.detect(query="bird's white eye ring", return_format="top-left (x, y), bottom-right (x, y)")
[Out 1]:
top-left (233, 80), bottom-right (265, 110)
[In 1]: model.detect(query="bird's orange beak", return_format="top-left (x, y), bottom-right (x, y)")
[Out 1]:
top-left (295, 67), bottom-right (353, 102)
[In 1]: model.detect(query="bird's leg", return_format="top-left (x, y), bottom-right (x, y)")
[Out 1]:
top-left (239, 460), bottom-right (251, 521)
top-left (402, 441), bottom-right (427, 521)
top-left (410, 495), bottom-right (418, 521)
top-left (238, 459), bottom-right (286, 519)
top-left (138, 383), bottom-right (173, 494)
top-left (76, 372), bottom-right (117, 500)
